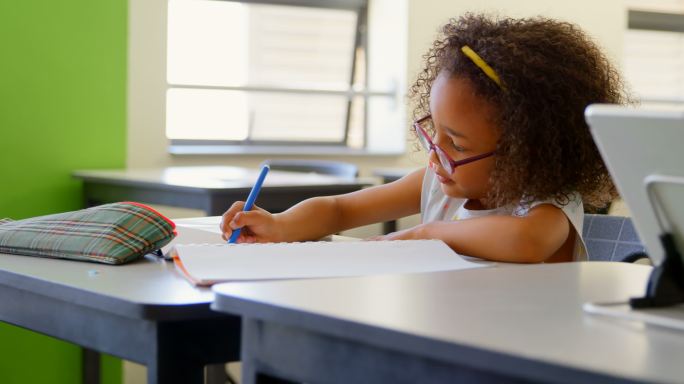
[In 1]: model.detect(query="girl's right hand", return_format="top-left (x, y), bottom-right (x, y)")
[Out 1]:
top-left (219, 201), bottom-right (282, 243)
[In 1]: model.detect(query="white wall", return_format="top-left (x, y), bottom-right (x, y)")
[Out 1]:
top-left (406, 1), bottom-right (626, 80)
top-left (127, 0), bottom-right (626, 175)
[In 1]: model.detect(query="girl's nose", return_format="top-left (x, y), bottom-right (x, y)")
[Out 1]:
top-left (427, 148), bottom-right (441, 170)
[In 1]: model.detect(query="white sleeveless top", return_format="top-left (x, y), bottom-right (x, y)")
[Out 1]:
top-left (420, 169), bottom-right (587, 261)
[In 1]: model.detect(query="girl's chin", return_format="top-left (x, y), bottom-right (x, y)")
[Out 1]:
top-left (439, 181), bottom-right (462, 197)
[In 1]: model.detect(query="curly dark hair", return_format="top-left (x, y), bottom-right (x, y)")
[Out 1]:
top-left (410, 13), bottom-right (629, 210)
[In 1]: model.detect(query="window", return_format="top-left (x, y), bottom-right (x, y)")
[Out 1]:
top-left (624, 0), bottom-right (684, 103)
top-left (165, 0), bottom-right (403, 154)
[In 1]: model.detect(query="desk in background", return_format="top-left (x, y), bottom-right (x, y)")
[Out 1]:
top-left (0, 238), bottom-right (239, 384)
top-left (373, 167), bottom-right (420, 233)
top-left (372, 167), bottom-right (418, 184)
top-left (74, 166), bottom-right (371, 215)
top-left (213, 262), bottom-right (684, 384)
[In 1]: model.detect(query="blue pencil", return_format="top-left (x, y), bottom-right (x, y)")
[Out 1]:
top-left (228, 164), bottom-right (270, 244)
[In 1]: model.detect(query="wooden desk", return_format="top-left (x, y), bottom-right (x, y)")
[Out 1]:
top-left (74, 166), bottom-right (371, 215)
top-left (213, 262), bottom-right (684, 384)
top-left (0, 249), bottom-right (238, 384)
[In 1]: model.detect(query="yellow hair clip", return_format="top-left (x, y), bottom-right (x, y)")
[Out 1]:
top-left (461, 45), bottom-right (503, 89)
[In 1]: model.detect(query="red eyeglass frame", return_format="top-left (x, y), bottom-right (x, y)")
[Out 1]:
top-left (413, 114), bottom-right (495, 174)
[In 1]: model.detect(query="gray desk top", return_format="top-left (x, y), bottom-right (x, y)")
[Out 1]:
top-left (213, 262), bottom-right (684, 383)
top-left (73, 166), bottom-right (371, 191)
top-left (0, 216), bottom-right (222, 321)
top-left (0, 252), bottom-right (213, 320)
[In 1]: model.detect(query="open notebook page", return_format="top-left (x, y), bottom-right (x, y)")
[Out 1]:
top-left (171, 240), bottom-right (489, 286)
top-left (161, 225), bottom-right (225, 259)
top-left (161, 220), bottom-right (357, 259)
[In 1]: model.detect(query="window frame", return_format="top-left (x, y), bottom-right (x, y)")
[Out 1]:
top-left (628, 9), bottom-right (684, 33)
top-left (624, 8), bottom-right (684, 104)
top-left (166, 0), bottom-right (399, 154)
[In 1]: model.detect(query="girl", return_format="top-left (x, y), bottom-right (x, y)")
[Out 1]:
top-left (220, 14), bottom-right (626, 263)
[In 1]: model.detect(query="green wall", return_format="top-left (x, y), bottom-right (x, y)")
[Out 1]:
top-left (0, 0), bottom-right (127, 383)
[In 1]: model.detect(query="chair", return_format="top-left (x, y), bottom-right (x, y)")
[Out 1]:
top-left (583, 214), bottom-right (648, 262)
top-left (262, 159), bottom-right (359, 180)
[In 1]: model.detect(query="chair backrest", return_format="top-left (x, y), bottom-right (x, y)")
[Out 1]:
top-left (262, 159), bottom-right (359, 180)
top-left (583, 214), bottom-right (646, 262)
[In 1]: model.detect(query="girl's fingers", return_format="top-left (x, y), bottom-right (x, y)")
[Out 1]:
top-left (230, 210), bottom-right (264, 229)
top-left (220, 201), bottom-right (246, 235)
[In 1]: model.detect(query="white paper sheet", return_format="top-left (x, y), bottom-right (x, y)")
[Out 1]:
top-left (172, 240), bottom-right (489, 286)
top-left (161, 224), bottom-right (225, 258)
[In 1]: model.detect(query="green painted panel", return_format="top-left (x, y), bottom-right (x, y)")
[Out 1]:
top-left (0, 0), bottom-right (127, 218)
top-left (102, 353), bottom-right (124, 384)
top-left (0, 323), bottom-right (82, 383)
top-left (0, 0), bottom-right (128, 383)
top-left (0, 323), bottom-right (124, 384)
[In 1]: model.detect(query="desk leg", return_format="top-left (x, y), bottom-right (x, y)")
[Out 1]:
top-left (82, 348), bottom-right (100, 384)
top-left (84, 348), bottom-right (227, 384)
top-left (148, 317), bottom-right (241, 384)
top-left (147, 358), bottom-right (203, 384)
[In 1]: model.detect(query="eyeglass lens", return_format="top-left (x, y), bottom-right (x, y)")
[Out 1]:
top-left (416, 129), bottom-right (432, 152)
top-left (416, 121), bottom-right (454, 173)
top-left (435, 149), bottom-right (453, 173)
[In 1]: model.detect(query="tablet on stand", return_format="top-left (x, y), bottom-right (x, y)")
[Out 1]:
top-left (584, 105), bottom-right (684, 330)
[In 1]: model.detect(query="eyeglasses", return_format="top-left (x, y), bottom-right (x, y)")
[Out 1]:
top-left (414, 115), bottom-right (495, 174)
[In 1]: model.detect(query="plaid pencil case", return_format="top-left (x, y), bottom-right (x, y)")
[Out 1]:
top-left (0, 202), bottom-right (176, 265)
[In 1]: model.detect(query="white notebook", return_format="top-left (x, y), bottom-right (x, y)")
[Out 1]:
top-left (161, 225), bottom-right (225, 259)
top-left (160, 223), bottom-right (356, 259)
top-left (171, 240), bottom-right (489, 286)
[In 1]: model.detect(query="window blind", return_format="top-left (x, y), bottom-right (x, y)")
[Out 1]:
top-left (166, 0), bottom-right (383, 148)
top-left (624, 0), bottom-right (684, 103)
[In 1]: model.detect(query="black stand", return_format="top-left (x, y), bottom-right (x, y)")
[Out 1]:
top-left (630, 233), bottom-right (684, 308)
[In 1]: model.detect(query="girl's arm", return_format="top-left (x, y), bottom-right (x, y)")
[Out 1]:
top-left (379, 203), bottom-right (571, 263)
top-left (221, 168), bottom-right (426, 243)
